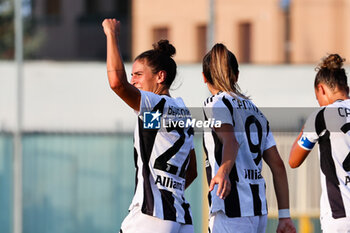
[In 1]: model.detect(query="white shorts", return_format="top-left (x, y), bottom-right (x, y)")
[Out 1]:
top-left (119, 205), bottom-right (194, 233)
top-left (321, 215), bottom-right (350, 233)
top-left (208, 211), bottom-right (267, 233)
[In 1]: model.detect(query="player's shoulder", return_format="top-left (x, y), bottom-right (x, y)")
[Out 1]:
top-left (303, 106), bottom-right (326, 131)
top-left (203, 91), bottom-right (234, 107)
top-left (141, 90), bottom-right (183, 107)
top-left (140, 90), bottom-right (179, 114)
top-left (326, 99), bottom-right (350, 109)
top-left (203, 91), bottom-right (220, 107)
top-left (140, 90), bottom-right (163, 101)
top-left (321, 99), bottom-right (350, 122)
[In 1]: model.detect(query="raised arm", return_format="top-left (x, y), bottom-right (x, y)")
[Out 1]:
top-left (263, 146), bottom-right (296, 233)
top-left (102, 19), bottom-right (141, 111)
top-left (209, 123), bottom-right (239, 199)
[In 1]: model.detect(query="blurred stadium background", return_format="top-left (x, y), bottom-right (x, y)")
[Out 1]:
top-left (1, 0), bottom-right (350, 233)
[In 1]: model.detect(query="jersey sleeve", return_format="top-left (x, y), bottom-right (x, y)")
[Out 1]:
top-left (203, 96), bottom-right (234, 126)
top-left (297, 109), bottom-right (320, 151)
top-left (135, 90), bottom-right (163, 115)
top-left (263, 125), bottom-right (276, 151)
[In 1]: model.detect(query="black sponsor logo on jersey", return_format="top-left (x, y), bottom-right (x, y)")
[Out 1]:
top-left (244, 169), bottom-right (263, 180)
top-left (155, 175), bottom-right (184, 191)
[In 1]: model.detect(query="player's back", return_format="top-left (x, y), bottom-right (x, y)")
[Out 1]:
top-left (230, 94), bottom-right (272, 179)
top-left (203, 91), bottom-right (275, 217)
top-left (319, 99), bottom-right (350, 218)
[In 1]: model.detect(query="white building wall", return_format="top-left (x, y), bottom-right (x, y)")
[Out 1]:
top-left (1, 61), bottom-right (335, 132)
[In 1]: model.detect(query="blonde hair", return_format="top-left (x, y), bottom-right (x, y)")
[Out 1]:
top-left (202, 43), bottom-right (248, 98)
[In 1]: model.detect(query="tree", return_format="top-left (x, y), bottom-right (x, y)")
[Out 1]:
top-left (0, 0), bottom-right (43, 59)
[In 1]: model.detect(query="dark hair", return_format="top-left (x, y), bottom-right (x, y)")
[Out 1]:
top-left (315, 54), bottom-right (348, 94)
top-left (135, 40), bottom-right (177, 88)
top-left (203, 43), bottom-right (247, 98)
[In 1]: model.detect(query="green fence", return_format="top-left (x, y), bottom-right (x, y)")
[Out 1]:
top-left (1, 132), bottom-right (204, 233)
top-left (0, 133), bottom-right (13, 233)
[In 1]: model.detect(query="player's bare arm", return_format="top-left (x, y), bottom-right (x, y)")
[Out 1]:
top-left (102, 18), bottom-right (141, 111)
top-left (263, 146), bottom-right (296, 233)
top-left (289, 131), bottom-right (311, 168)
top-left (209, 123), bottom-right (239, 199)
top-left (185, 149), bottom-right (197, 189)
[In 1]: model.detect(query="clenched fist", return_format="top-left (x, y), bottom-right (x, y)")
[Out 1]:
top-left (102, 18), bottom-right (120, 37)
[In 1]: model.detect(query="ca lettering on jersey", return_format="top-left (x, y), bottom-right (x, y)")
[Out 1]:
top-left (338, 107), bottom-right (350, 117)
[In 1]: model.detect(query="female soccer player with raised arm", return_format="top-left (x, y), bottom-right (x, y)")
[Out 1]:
top-left (289, 54), bottom-right (350, 232)
top-left (202, 43), bottom-right (296, 233)
top-left (102, 19), bottom-right (197, 233)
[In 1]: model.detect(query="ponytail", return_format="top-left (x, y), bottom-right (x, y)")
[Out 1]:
top-left (203, 43), bottom-right (247, 98)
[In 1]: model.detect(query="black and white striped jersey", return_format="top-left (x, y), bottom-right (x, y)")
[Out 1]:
top-left (130, 90), bottom-right (194, 224)
top-left (298, 99), bottom-right (350, 219)
top-left (203, 91), bottom-right (275, 218)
